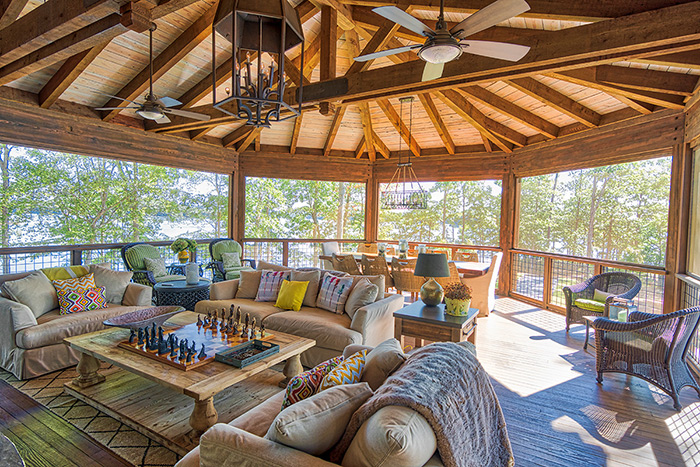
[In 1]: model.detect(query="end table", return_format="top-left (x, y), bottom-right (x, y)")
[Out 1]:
top-left (393, 300), bottom-right (478, 348)
top-left (154, 279), bottom-right (211, 311)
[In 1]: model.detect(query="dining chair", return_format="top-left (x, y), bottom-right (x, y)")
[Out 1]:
top-left (357, 243), bottom-right (378, 254)
top-left (391, 257), bottom-right (424, 301)
top-left (454, 250), bottom-right (479, 262)
top-left (460, 252), bottom-right (503, 317)
top-left (331, 253), bottom-right (362, 275)
top-left (361, 254), bottom-right (393, 290)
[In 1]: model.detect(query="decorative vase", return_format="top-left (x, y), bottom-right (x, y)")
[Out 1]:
top-left (185, 262), bottom-right (199, 285)
top-left (398, 239), bottom-right (408, 259)
top-left (177, 250), bottom-right (189, 264)
top-left (420, 278), bottom-right (444, 306)
top-left (445, 298), bottom-right (471, 316)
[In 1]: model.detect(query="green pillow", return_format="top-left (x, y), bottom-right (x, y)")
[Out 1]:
top-left (143, 257), bottom-right (167, 279)
top-left (593, 288), bottom-right (613, 302)
top-left (574, 298), bottom-right (605, 313)
top-left (221, 251), bottom-right (242, 270)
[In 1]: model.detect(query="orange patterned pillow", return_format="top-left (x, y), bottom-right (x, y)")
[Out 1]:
top-left (53, 273), bottom-right (97, 295)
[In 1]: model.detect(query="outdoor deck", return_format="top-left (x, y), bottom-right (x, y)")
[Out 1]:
top-left (480, 297), bottom-right (699, 466)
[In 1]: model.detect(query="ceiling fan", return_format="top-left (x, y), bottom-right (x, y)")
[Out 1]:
top-left (95, 23), bottom-right (210, 124)
top-left (353, 0), bottom-right (532, 81)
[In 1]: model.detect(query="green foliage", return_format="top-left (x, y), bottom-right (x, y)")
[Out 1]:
top-left (170, 238), bottom-right (197, 253)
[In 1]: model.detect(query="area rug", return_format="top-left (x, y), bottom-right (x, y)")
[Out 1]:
top-left (0, 363), bottom-right (181, 467)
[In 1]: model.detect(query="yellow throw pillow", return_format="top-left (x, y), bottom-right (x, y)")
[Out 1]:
top-left (42, 265), bottom-right (89, 281)
top-left (275, 280), bottom-right (309, 312)
top-left (52, 273), bottom-right (97, 295)
top-left (320, 350), bottom-right (368, 391)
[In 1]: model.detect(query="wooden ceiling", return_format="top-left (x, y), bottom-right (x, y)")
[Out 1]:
top-left (1, 0), bottom-right (700, 163)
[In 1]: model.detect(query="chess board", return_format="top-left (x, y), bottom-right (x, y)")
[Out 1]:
top-left (118, 322), bottom-right (274, 371)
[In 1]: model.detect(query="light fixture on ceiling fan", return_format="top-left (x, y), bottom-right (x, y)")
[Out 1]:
top-left (95, 23), bottom-right (211, 124)
top-left (353, 0), bottom-right (532, 81)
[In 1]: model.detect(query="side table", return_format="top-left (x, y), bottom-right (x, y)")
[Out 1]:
top-left (154, 280), bottom-right (211, 311)
top-left (167, 263), bottom-right (204, 277)
top-left (393, 300), bottom-right (478, 348)
top-left (583, 315), bottom-right (597, 350)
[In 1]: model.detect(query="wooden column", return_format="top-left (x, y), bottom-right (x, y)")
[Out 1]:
top-left (498, 169), bottom-right (518, 296)
top-left (231, 169), bottom-right (246, 242)
top-left (365, 168), bottom-right (379, 242)
top-left (319, 6), bottom-right (337, 116)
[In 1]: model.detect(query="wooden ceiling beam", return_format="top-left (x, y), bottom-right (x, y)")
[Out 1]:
top-left (309, 0), bottom-right (355, 30)
top-left (418, 93), bottom-right (455, 154)
top-left (358, 102), bottom-right (376, 161)
top-left (508, 77), bottom-right (601, 127)
top-left (595, 64), bottom-right (698, 96)
top-left (0, 0), bottom-right (29, 29)
top-left (372, 130), bottom-right (390, 159)
top-left (354, 136), bottom-right (366, 159)
top-left (237, 127), bottom-right (262, 152)
top-left (100, 3), bottom-right (218, 121)
top-left (290, 113), bottom-right (303, 154)
top-left (286, 3), bottom-right (700, 105)
top-left (376, 99), bottom-right (421, 157)
top-left (221, 125), bottom-right (251, 148)
top-left (323, 105), bottom-right (346, 156)
top-left (632, 50), bottom-right (700, 70)
top-left (38, 40), bottom-right (110, 108)
top-left (345, 17), bottom-right (401, 74)
top-left (320, 6), bottom-right (338, 82)
top-left (188, 127), bottom-right (210, 141)
top-left (297, 0), bottom-right (318, 23)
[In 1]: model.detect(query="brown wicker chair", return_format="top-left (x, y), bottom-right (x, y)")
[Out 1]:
top-left (454, 250), bottom-right (479, 262)
top-left (361, 254), bottom-right (393, 290)
top-left (563, 272), bottom-right (642, 331)
top-left (391, 257), bottom-right (425, 300)
top-left (435, 261), bottom-right (461, 288)
top-left (331, 253), bottom-right (362, 275)
top-left (357, 243), bottom-right (378, 254)
top-left (591, 307), bottom-right (700, 410)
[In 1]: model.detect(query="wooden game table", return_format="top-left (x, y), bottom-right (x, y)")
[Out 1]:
top-left (63, 311), bottom-right (315, 455)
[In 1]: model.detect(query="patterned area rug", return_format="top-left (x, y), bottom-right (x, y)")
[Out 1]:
top-left (0, 363), bottom-right (180, 467)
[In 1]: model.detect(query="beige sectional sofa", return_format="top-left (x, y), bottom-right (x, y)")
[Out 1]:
top-left (0, 266), bottom-right (152, 379)
top-left (194, 266), bottom-right (404, 368)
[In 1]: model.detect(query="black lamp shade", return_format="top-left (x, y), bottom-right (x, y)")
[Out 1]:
top-left (414, 253), bottom-right (450, 278)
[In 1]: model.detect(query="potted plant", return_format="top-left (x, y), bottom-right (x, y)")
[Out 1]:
top-left (171, 238), bottom-right (197, 263)
top-left (443, 282), bottom-right (473, 316)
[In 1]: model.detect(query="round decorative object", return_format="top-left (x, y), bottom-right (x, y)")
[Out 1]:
top-left (445, 298), bottom-right (471, 316)
top-left (178, 250), bottom-right (190, 263)
top-left (420, 278), bottom-right (444, 306)
top-left (154, 280), bottom-right (211, 311)
top-left (102, 305), bottom-right (185, 330)
top-left (185, 262), bottom-right (199, 285)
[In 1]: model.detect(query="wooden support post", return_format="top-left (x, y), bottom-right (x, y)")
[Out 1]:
top-left (319, 5), bottom-right (337, 116)
top-left (227, 173), bottom-right (235, 238)
top-left (282, 241), bottom-right (289, 267)
top-left (231, 170), bottom-right (246, 242)
top-left (498, 170), bottom-right (517, 296)
top-left (365, 168), bottom-right (379, 243)
top-left (543, 255), bottom-right (553, 308)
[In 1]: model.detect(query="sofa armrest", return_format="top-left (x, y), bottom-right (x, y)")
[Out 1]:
top-left (122, 283), bottom-right (152, 306)
top-left (210, 279), bottom-right (239, 300)
top-left (0, 296), bottom-right (37, 333)
top-left (350, 294), bottom-right (404, 346)
top-left (199, 424), bottom-right (338, 467)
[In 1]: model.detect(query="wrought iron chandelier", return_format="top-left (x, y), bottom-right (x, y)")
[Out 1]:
top-left (381, 97), bottom-right (429, 210)
top-left (211, 0), bottom-right (304, 128)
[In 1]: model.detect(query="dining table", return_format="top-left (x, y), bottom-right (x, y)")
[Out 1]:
top-left (318, 254), bottom-right (490, 277)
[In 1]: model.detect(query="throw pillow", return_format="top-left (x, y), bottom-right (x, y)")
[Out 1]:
top-left (319, 350), bottom-right (368, 391)
top-left (351, 275), bottom-right (385, 301)
top-left (256, 260), bottom-right (292, 271)
top-left (594, 288), bottom-right (614, 302)
top-left (57, 286), bottom-right (109, 315)
top-left (281, 356), bottom-right (344, 409)
top-left (290, 269), bottom-right (321, 307)
top-left (275, 280), bottom-right (309, 311)
top-left (316, 273), bottom-right (354, 314)
top-left (345, 278), bottom-right (379, 318)
top-left (88, 264), bottom-right (133, 304)
top-left (265, 382), bottom-right (373, 456)
top-left (1, 271), bottom-right (57, 318)
top-left (41, 265), bottom-right (89, 281)
top-left (361, 338), bottom-right (406, 391)
top-left (236, 270), bottom-right (262, 299)
top-left (143, 257), bottom-right (167, 279)
top-left (255, 270), bottom-right (291, 302)
top-left (342, 406), bottom-right (437, 467)
top-left (221, 251), bottom-right (242, 270)
top-left (52, 273), bottom-right (97, 295)
top-left (574, 298), bottom-right (605, 313)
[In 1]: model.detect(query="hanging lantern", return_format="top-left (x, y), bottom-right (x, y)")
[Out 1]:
top-left (212, 0), bottom-right (304, 127)
top-left (381, 97), bottom-right (429, 210)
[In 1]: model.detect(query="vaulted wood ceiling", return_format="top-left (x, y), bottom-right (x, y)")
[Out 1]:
top-left (1, 0), bottom-right (699, 163)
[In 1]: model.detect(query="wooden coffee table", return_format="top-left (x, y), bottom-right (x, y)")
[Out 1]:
top-left (63, 311), bottom-right (315, 455)
top-left (394, 300), bottom-right (478, 348)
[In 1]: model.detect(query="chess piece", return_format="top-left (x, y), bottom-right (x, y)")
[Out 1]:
top-left (245, 313), bottom-right (250, 328)
top-left (186, 348), bottom-right (194, 364)
top-left (212, 313), bottom-right (218, 327)
top-left (151, 322), bottom-right (156, 339)
top-left (172, 335), bottom-right (178, 347)
top-left (207, 310), bottom-right (211, 320)
top-left (247, 327), bottom-right (253, 339)
top-left (158, 326), bottom-right (164, 344)
top-left (158, 339), bottom-right (168, 356)
top-left (198, 344), bottom-right (206, 360)
top-left (169, 336), bottom-right (177, 357)
top-left (220, 319), bottom-right (227, 332)
top-left (251, 317), bottom-right (257, 333)
top-left (229, 305), bottom-right (235, 320)
top-left (197, 314), bottom-right (203, 326)
top-left (236, 307), bottom-right (241, 324)
top-left (129, 329), bottom-right (136, 344)
top-left (260, 324), bottom-right (265, 337)
top-left (179, 342), bottom-right (186, 360)
top-left (190, 341), bottom-right (196, 354)
top-left (148, 333), bottom-right (158, 351)
top-left (137, 328), bottom-right (144, 345)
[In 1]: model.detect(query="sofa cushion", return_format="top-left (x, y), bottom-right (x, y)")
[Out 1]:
top-left (265, 382), bottom-right (373, 456)
top-left (196, 299), bottom-right (284, 324)
top-left (290, 269), bottom-right (321, 308)
top-left (57, 286), bottom-right (109, 315)
top-left (316, 273), bottom-right (354, 314)
top-left (345, 278), bottom-right (379, 318)
top-left (89, 264), bottom-right (132, 304)
top-left (230, 391), bottom-right (286, 437)
top-left (256, 270), bottom-right (291, 302)
top-left (236, 270), bottom-right (262, 298)
top-left (1, 271), bottom-right (57, 318)
top-left (362, 338), bottom-right (406, 391)
top-left (342, 405), bottom-right (437, 467)
top-left (257, 260), bottom-right (292, 271)
top-left (52, 273), bottom-right (97, 295)
top-left (16, 304), bottom-right (145, 349)
top-left (351, 275), bottom-right (385, 302)
top-left (319, 350), bottom-right (367, 391)
top-left (263, 307), bottom-right (362, 351)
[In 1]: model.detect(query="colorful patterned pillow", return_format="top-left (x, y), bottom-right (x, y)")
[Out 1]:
top-left (255, 269), bottom-right (291, 302)
top-left (282, 356), bottom-right (344, 409)
top-left (320, 350), bottom-right (368, 391)
top-left (316, 273), bottom-right (354, 314)
top-left (52, 273), bottom-right (97, 295)
top-left (57, 287), bottom-right (109, 315)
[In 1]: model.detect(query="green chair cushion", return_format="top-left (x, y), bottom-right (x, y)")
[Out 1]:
top-left (574, 298), bottom-right (605, 313)
top-left (211, 239), bottom-right (242, 262)
top-left (224, 267), bottom-right (254, 280)
top-left (125, 244), bottom-right (162, 271)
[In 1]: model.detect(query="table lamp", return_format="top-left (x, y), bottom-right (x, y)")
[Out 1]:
top-left (414, 253), bottom-right (450, 306)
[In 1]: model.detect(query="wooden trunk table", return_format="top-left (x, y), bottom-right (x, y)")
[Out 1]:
top-left (393, 300), bottom-right (478, 348)
top-left (63, 311), bottom-right (315, 455)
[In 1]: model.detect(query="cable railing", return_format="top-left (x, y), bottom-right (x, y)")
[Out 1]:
top-left (678, 275), bottom-right (700, 371)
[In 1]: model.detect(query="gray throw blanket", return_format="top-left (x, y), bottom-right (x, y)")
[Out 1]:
top-left (330, 342), bottom-right (514, 467)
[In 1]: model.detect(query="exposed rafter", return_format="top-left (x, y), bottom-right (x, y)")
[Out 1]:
top-left (222, 125), bottom-right (251, 149)
top-left (323, 106), bottom-right (347, 156)
top-left (376, 99), bottom-right (421, 157)
top-left (594, 65), bottom-right (698, 96)
top-left (290, 113), bottom-right (304, 154)
top-left (418, 93), bottom-right (455, 154)
top-left (358, 102), bottom-right (376, 161)
top-left (237, 127), bottom-right (262, 152)
top-left (0, 0), bottom-right (29, 29)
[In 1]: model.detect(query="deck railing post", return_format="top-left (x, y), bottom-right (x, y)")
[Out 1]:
top-left (282, 241), bottom-right (289, 267)
top-left (543, 255), bottom-right (553, 308)
top-left (71, 249), bottom-right (82, 266)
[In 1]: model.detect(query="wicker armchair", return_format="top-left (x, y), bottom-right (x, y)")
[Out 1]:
top-left (331, 253), bottom-right (362, 275)
top-left (563, 272), bottom-right (642, 331)
top-left (591, 307), bottom-right (700, 410)
top-left (391, 258), bottom-right (425, 300)
top-left (435, 261), bottom-right (461, 288)
top-left (454, 250), bottom-right (479, 262)
top-left (206, 238), bottom-right (256, 282)
top-left (361, 254), bottom-right (393, 290)
top-left (357, 243), bottom-right (378, 254)
top-left (121, 242), bottom-right (184, 287)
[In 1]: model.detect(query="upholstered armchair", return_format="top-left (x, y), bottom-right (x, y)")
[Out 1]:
top-left (562, 272), bottom-right (642, 331)
top-left (207, 238), bottom-right (256, 282)
top-left (591, 307), bottom-right (700, 410)
top-left (121, 243), bottom-right (184, 287)
top-left (460, 253), bottom-right (503, 317)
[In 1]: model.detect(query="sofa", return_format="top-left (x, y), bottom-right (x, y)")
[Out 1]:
top-left (194, 263), bottom-right (404, 368)
top-left (0, 265), bottom-right (152, 379)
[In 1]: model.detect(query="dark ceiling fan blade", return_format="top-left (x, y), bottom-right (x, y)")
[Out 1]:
top-left (372, 6), bottom-right (435, 37)
top-left (94, 106), bottom-right (140, 110)
top-left (450, 0), bottom-right (531, 39)
top-left (354, 45), bottom-right (420, 62)
top-left (460, 40), bottom-right (530, 61)
top-left (164, 108), bottom-right (211, 121)
top-left (157, 96), bottom-right (182, 108)
top-left (93, 91), bottom-right (141, 105)
top-left (154, 115), bottom-right (171, 124)
top-left (421, 62), bottom-right (445, 82)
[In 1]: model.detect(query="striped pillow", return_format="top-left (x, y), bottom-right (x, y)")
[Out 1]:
top-left (319, 350), bottom-right (367, 391)
top-left (57, 287), bottom-right (108, 315)
top-left (255, 270), bottom-right (291, 302)
top-left (316, 272), bottom-right (354, 314)
top-left (53, 273), bottom-right (97, 295)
